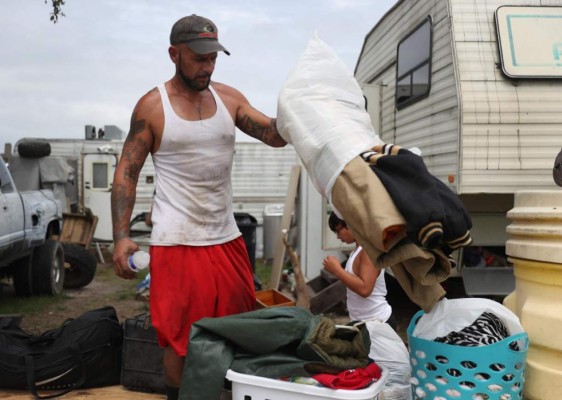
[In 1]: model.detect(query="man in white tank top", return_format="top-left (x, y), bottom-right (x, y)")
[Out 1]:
top-left (110, 14), bottom-right (286, 400)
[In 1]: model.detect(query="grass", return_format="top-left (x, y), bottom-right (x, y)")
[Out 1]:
top-left (0, 263), bottom-right (148, 317)
top-left (0, 291), bottom-right (71, 315)
top-left (255, 258), bottom-right (272, 288)
top-left (0, 257), bottom-right (274, 319)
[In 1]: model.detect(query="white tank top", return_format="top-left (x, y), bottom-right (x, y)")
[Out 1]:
top-left (345, 246), bottom-right (392, 322)
top-left (149, 84), bottom-right (240, 246)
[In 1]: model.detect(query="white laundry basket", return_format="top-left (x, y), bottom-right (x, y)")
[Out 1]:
top-left (225, 367), bottom-right (388, 400)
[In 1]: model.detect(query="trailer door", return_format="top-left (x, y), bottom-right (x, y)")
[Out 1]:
top-left (83, 153), bottom-right (117, 241)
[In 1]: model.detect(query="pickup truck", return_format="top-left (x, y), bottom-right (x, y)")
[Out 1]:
top-left (0, 155), bottom-right (65, 296)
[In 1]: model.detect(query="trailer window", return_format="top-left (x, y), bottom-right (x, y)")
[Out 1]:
top-left (92, 162), bottom-right (109, 189)
top-left (396, 17), bottom-right (432, 109)
top-left (496, 6), bottom-right (562, 78)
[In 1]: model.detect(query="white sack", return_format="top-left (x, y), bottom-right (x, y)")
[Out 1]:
top-left (366, 321), bottom-right (412, 400)
top-left (412, 297), bottom-right (524, 340)
top-left (277, 34), bottom-right (381, 199)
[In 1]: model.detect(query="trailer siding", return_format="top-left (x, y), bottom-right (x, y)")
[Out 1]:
top-left (452, 0), bottom-right (562, 192)
top-left (355, 0), bottom-right (460, 188)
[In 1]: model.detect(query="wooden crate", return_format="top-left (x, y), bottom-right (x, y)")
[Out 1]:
top-left (54, 208), bottom-right (98, 249)
top-left (255, 289), bottom-right (295, 309)
top-left (306, 273), bottom-right (346, 315)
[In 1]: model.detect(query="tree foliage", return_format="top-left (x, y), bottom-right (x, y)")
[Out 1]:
top-left (45, 0), bottom-right (65, 23)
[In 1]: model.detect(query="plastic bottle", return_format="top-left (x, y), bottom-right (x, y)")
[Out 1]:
top-left (128, 251), bottom-right (150, 272)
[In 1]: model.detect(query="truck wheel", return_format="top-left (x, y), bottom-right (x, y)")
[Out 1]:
top-left (62, 243), bottom-right (97, 289)
top-left (12, 255), bottom-right (34, 296)
top-left (32, 240), bottom-right (65, 295)
top-left (17, 140), bottom-right (51, 158)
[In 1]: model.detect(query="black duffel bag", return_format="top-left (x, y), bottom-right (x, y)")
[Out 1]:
top-left (0, 306), bottom-right (123, 399)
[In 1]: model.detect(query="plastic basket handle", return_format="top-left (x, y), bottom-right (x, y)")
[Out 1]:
top-left (507, 331), bottom-right (529, 353)
top-left (406, 309), bottom-right (425, 336)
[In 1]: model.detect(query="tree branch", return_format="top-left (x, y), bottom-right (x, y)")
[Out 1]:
top-left (45, 0), bottom-right (65, 24)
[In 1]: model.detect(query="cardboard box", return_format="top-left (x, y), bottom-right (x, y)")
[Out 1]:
top-left (255, 289), bottom-right (295, 308)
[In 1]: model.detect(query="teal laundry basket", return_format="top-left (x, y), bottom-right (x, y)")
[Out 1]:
top-left (407, 310), bottom-right (528, 400)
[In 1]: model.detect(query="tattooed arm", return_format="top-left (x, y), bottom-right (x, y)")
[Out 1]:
top-left (213, 82), bottom-right (286, 147)
top-left (238, 113), bottom-right (286, 148)
top-left (111, 92), bottom-right (156, 279)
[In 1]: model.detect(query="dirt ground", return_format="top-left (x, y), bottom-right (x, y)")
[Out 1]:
top-left (1, 246), bottom-right (467, 341)
top-left (1, 247), bottom-right (149, 335)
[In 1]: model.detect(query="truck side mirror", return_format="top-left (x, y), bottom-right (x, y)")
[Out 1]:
top-left (554, 148), bottom-right (562, 187)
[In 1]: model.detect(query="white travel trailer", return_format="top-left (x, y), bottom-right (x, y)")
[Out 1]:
top-left (352, 0), bottom-right (562, 294)
top-left (10, 134), bottom-right (299, 258)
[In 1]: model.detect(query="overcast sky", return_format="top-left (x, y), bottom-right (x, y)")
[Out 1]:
top-left (0, 1), bottom-right (396, 150)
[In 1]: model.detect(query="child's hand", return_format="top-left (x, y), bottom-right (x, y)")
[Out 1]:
top-left (323, 255), bottom-right (342, 277)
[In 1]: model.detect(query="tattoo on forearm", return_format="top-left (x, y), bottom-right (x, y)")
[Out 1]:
top-left (240, 115), bottom-right (286, 147)
top-left (121, 113), bottom-right (150, 183)
top-left (111, 111), bottom-right (150, 242)
top-left (111, 183), bottom-right (135, 242)
top-left (124, 163), bottom-right (142, 183)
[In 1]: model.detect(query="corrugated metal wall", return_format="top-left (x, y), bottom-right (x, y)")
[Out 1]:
top-left (231, 142), bottom-right (298, 226)
top-left (452, 0), bottom-right (562, 193)
top-left (355, 0), bottom-right (460, 186)
top-left (232, 142), bottom-right (298, 259)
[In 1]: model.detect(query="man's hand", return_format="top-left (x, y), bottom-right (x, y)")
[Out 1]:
top-left (112, 237), bottom-right (140, 280)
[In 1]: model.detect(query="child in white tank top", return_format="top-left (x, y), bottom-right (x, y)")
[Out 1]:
top-left (323, 211), bottom-right (412, 400)
top-left (322, 211), bottom-right (395, 328)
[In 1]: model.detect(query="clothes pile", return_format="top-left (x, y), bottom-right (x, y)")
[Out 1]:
top-left (179, 307), bottom-right (384, 400)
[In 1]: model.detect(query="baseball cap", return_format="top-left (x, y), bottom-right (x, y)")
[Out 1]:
top-left (170, 14), bottom-right (230, 56)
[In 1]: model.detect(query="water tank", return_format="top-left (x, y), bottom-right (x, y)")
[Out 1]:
top-left (263, 204), bottom-right (285, 260)
top-left (504, 190), bottom-right (562, 400)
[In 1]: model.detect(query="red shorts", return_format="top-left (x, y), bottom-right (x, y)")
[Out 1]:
top-left (149, 236), bottom-right (256, 356)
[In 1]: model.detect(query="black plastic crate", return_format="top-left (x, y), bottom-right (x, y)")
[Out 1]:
top-left (121, 313), bottom-right (165, 394)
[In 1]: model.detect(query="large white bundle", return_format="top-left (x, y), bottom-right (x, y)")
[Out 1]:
top-left (277, 34), bottom-right (381, 199)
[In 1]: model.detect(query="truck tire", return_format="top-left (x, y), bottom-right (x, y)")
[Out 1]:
top-left (11, 255), bottom-right (34, 296)
top-left (62, 243), bottom-right (97, 289)
top-left (32, 240), bottom-right (65, 295)
top-left (17, 140), bottom-right (51, 158)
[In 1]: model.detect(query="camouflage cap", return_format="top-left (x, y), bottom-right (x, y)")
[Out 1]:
top-left (170, 14), bottom-right (230, 55)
